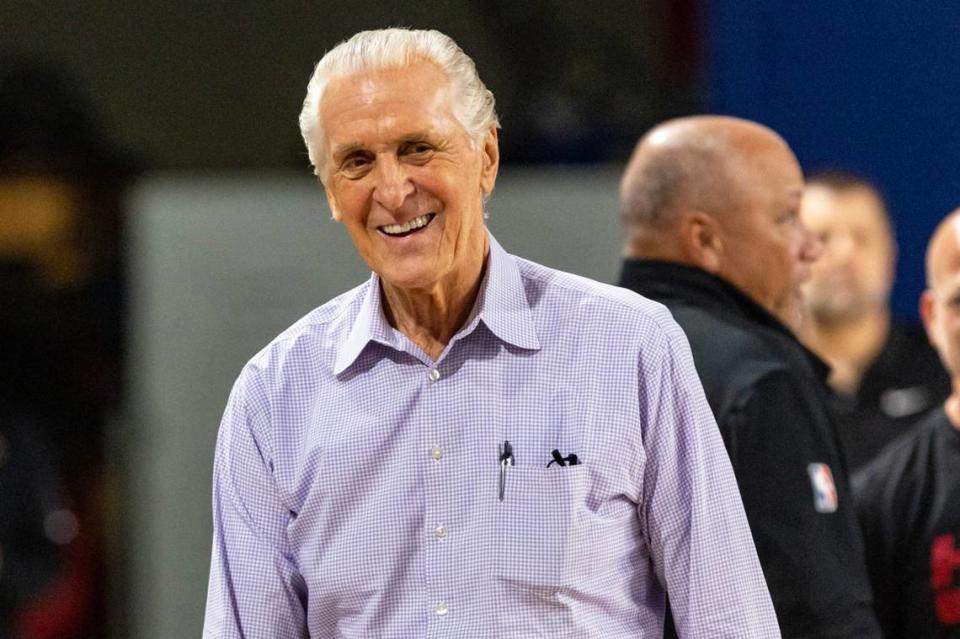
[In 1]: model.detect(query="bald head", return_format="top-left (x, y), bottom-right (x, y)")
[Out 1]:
top-left (620, 116), bottom-right (793, 239)
top-left (619, 115), bottom-right (815, 329)
top-left (926, 208), bottom-right (960, 289)
top-left (922, 208), bottom-right (960, 381)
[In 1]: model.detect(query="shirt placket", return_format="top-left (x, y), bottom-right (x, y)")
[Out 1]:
top-left (421, 358), bottom-right (457, 636)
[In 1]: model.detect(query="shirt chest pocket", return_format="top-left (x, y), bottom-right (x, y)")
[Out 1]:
top-left (494, 465), bottom-right (588, 589)
top-left (492, 465), bottom-right (589, 637)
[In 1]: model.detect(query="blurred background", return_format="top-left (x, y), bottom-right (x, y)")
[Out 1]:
top-left (0, 1), bottom-right (958, 636)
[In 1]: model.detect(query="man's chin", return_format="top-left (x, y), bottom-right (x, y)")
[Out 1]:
top-left (775, 294), bottom-right (806, 333)
top-left (806, 297), bottom-right (873, 325)
top-left (781, 307), bottom-right (805, 333)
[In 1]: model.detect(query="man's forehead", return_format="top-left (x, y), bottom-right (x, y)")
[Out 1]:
top-left (943, 220), bottom-right (960, 277)
top-left (757, 171), bottom-right (802, 207)
top-left (929, 216), bottom-right (960, 287)
top-left (323, 62), bottom-right (449, 107)
top-left (321, 64), bottom-right (455, 139)
top-left (742, 140), bottom-right (801, 187)
top-left (802, 187), bottom-right (887, 227)
top-left (934, 262), bottom-right (960, 295)
top-left (354, 75), bottom-right (392, 104)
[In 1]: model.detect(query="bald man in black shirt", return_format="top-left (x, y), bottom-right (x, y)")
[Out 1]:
top-left (854, 207), bottom-right (960, 638)
top-left (619, 115), bottom-right (881, 638)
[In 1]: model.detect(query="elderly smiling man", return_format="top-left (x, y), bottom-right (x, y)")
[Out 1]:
top-left (202, 28), bottom-right (778, 638)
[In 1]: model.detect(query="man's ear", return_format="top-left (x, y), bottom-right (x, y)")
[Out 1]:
top-left (479, 127), bottom-right (500, 196)
top-left (921, 289), bottom-right (939, 349)
top-left (324, 183), bottom-right (342, 222)
top-left (680, 210), bottom-right (722, 273)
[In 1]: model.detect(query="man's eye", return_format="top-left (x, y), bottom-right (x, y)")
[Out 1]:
top-left (404, 142), bottom-right (432, 155)
top-left (779, 210), bottom-right (799, 225)
top-left (342, 156), bottom-right (371, 171)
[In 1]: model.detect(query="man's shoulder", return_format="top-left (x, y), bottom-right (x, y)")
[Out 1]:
top-left (670, 302), bottom-right (787, 376)
top-left (854, 408), bottom-right (947, 499)
top-left (513, 256), bottom-right (680, 340)
top-left (242, 280), bottom-right (369, 379)
top-left (656, 301), bottom-right (799, 423)
top-left (877, 407), bottom-right (945, 462)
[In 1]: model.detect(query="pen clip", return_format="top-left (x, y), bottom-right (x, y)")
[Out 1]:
top-left (499, 440), bottom-right (513, 501)
top-left (499, 440), bottom-right (513, 466)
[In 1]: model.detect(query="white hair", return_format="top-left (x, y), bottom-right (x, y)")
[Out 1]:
top-left (299, 28), bottom-right (500, 179)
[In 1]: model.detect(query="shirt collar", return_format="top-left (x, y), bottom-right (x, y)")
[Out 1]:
top-left (473, 233), bottom-right (541, 351)
top-left (333, 272), bottom-right (401, 375)
top-left (334, 232), bottom-right (540, 375)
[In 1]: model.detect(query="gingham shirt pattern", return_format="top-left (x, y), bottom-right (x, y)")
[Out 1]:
top-left (203, 234), bottom-right (780, 638)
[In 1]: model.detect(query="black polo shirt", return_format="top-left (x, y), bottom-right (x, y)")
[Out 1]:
top-left (854, 407), bottom-right (960, 638)
top-left (832, 322), bottom-right (950, 471)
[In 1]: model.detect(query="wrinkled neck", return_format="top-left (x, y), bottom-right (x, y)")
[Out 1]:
top-left (381, 245), bottom-right (488, 361)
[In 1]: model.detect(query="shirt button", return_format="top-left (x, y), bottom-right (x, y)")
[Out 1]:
top-left (435, 601), bottom-right (448, 616)
top-left (429, 368), bottom-right (441, 382)
top-left (434, 524), bottom-right (447, 539)
top-left (431, 446), bottom-right (443, 461)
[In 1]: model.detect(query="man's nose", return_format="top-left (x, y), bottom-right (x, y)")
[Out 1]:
top-left (800, 224), bottom-right (823, 263)
top-left (372, 156), bottom-right (414, 211)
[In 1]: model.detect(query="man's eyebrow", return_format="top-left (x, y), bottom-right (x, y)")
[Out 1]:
top-left (398, 132), bottom-right (432, 143)
top-left (331, 143), bottom-right (366, 162)
top-left (331, 133), bottom-right (438, 163)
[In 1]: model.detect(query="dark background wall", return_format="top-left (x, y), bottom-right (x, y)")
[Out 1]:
top-left (5, 0), bottom-right (956, 412)
top-left (7, 0), bottom-right (953, 318)
top-left (1, 1), bottom-right (697, 170)
top-left (707, 2), bottom-right (960, 319)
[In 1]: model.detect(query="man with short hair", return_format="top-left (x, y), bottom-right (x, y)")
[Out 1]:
top-left (798, 172), bottom-right (949, 469)
top-left (853, 208), bottom-right (960, 638)
top-left (202, 29), bottom-right (778, 638)
top-left (617, 116), bottom-right (882, 637)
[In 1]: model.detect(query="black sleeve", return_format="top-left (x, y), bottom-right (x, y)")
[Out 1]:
top-left (720, 371), bottom-right (882, 639)
top-left (852, 448), bottom-right (908, 638)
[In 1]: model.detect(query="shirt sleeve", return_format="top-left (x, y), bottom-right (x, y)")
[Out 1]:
top-left (637, 320), bottom-right (781, 638)
top-left (852, 450), bottom-right (904, 638)
top-left (721, 370), bottom-right (881, 638)
top-left (202, 370), bottom-right (308, 638)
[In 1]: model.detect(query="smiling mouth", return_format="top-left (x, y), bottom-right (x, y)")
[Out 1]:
top-left (379, 213), bottom-right (436, 238)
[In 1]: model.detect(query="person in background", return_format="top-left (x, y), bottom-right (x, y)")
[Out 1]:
top-left (799, 171), bottom-right (950, 470)
top-left (0, 314), bottom-right (69, 639)
top-left (618, 116), bottom-right (882, 638)
top-left (0, 56), bottom-right (139, 638)
top-left (854, 207), bottom-right (960, 638)
top-left (202, 28), bottom-right (778, 638)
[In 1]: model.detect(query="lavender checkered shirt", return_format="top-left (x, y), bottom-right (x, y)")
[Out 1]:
top-left (203, 233), bottom-right (779, 638)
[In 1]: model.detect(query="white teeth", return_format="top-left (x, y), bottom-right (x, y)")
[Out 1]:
top-left (380, 214), bottom-right (433, 236)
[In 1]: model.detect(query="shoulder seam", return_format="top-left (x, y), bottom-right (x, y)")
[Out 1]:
top-left (516, 260), bottom-right (675, 331)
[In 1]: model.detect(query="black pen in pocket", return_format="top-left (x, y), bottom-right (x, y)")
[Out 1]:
top-left (498, 440), bottom-right (513, 501)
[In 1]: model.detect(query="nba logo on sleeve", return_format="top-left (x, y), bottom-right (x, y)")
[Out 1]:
top-left (806, 463), bottom-right (838, 513)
